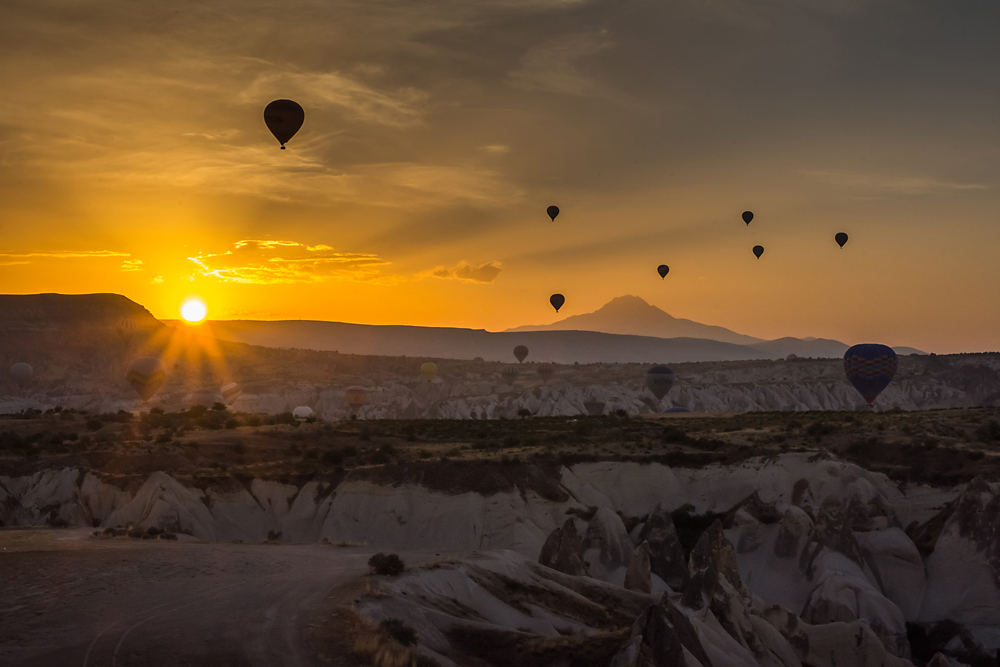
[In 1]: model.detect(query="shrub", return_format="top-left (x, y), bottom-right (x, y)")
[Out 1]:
top-left (502, 435), bottom-right (519, 448)
top-left (212, 402), bottom-right (227, 411)
top-left (246, 415), bottom-right (262, 427)
top-left (85, 418), bottom-right (104, 432)
top-left (380, 618), bottom-right (417, 646)
top-left (368, 552), bottom-right (405, 576)
top-left (321, 449), bottom-right (344, 465)
top-left (517, 408), bottom-right (531, 419)
top-left (977, 420), bottom-right (1000, 442)
top-left (341, 445), bottom-right (358, 457)
top-left (225, 418), bottom-right (240, 429)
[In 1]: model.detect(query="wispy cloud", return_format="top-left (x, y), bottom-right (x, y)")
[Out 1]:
top-left (805, 170), bottom-right (993, 195)
top-left (189, 239), bottom-right (389, 284)
top-left (0, 250), bottom-right (130, 260)
top-left (421, 260), bottom-right (502, 283)
top-left (120, 259), bottom-right (144, 272)
top-left (507, 32), bottom-right (619, 99)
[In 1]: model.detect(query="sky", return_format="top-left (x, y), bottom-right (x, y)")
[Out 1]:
top-left (0, 0), bottom-right (998, 352)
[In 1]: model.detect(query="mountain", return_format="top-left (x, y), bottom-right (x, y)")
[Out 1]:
top-left (504, 295), bottom-right (764, 345)
top-left (0, 293), bottom-right (161, 331)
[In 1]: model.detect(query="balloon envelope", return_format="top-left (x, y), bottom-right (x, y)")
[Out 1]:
top-left (546, 206), bottom-right (559, 221)
top-left (844, 344), bottom-right (897, 406)
top-left (345, 386), bottom-right (369, 411)
top-left (550, 294), bottom-right (565, 312)
top-left (10, 363), bottom-right (33, 388)
top-left (657, 265), bottom-right (669, 279)
top-left (292, 406), bottom-right (314, 421)
top-left (753, 245), bottom-right (764, 259)
top-left (420, 362), bottom-right (438, 382)
top-left (501, 365), bottom-right (519, 385)
top-left (116, 318), bottom-right (138, 344)
top-left (835, 232), bottom-right (849, 248)
top-left (126, 357), bottom-right (166, 402)
top-left (742, 211), bottom-right (753, 225)
top-left (513, 345), bottom-right (529, 363)
top-left (538, 363), bottom-right (555, 383)
top-left (221, 382), bottom-right (241, 405)
top-left (264, 100), bottom-right (304, 148)
top-left (645, 365), bottom-right (674, 400)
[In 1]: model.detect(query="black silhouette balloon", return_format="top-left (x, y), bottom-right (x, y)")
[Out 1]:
top-left (835, 232), bottom-right (849, 248)
top-left (753, 245), bottom-right (764, 259)
top-left (264, 100), bottom-right (304, 149)
top-left (742, 211), bottom-right (754, 225)
top-left (547, 206), bottom-right (560, 221)
top-left (657, 265), bottom-right (669, 279)
top-left (549, 294), bottom-right (565, 312)
top-left (538, 363), bottom-right (555, 383)
top-left (514, 345), bottom-right (529, 363)
top-left (644, 365), bottom-right (674, 401)
top-left (501, 365), bottom-right (519, 386)
top-left (126, 357), bottom-right (166, 402)
top-left (844, 344), bottom-right (897, 406)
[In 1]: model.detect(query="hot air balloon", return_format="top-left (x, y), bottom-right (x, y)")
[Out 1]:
top-left (501, 365), bottom-right (519, 386)
top-left (116, 318), bottom-right (138, 346)
top-left (547, 206), bottom-right (559, 221)
top-left (583, 400), bottom-right (606, 416)
top-left (185, 389), bottom-right (222, 408)
top-left (345, 386), bottom-right (369, 413)
top-left (663, 406), bottom-right (690, 414)
top-left (742, 211), bottom-right (754, 225)
top-left (657, 265), bottom-right (669, 279)
top-left (844, 344), bottom-right (897, 406)
top-left (264, 100), bottom-right (304, 149)
top-left (292, 406), bottom-right (314, 421)
top-left (835, 232), bottom-right (849, 248)
top-left (10, 363), bottom-right (33, 389)
top-left (550, 294), bottom-right (565, 312)
top-left (126, 357), bottom-right (166, 402)
top-left (538, 363), bottom-right (555, 383)
top-left (753, 245), bottom-right (764, 259)
top-left (645, 365), bottom-right (674, 401)
top-left (221, 382), bottom-right (241, 405)
top-left (513, 345), bottom-right (529, 363)
top-left (420, 362), bottom-right (438, 382)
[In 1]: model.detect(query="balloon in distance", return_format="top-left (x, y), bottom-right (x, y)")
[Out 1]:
top-left (835, 232), bottom-right (849, 248)
top-left (753, 245), bottom-right (764, 259)
top-left (221, 382), bottom-right (241, 406)
top-left (116, 318), bottom-right (138, 345)
top-left (10, 363), bottom-right (33, 388)
top-left (264, 100), bottom-right (304, 149)
top-left (644, 365), bottom-right (675, 401)
top-left (420, 362), bottom-right (438, 382)
top-left (657, 265), bottom-right (669, 279)
top-left (292, 406), bottom-right (314, 421)
top-left (742, 211), bottom-right (754, 225)
top-left (501, 365), bottom-right (519, 386)
top-left (513, 345), bottom-right (529, 363)
top-left (550, 294), bottom-right (565, 312)
top-left (546, 206), bottom-right (560, 221)
top-left (126, 357), bottom-right (166, 402)
top-left (844, 344), bottom-right (897, 406)
top-left (538, 363), bottom-right (555, 383)
top-left (345, 386), bottom-right (369, 412)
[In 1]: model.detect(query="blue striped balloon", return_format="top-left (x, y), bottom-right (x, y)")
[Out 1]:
top-left (844, 344), bottom-right (897, 406)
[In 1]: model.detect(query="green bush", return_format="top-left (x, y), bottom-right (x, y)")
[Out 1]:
top-left (368, 552), bottom-right (405, 576)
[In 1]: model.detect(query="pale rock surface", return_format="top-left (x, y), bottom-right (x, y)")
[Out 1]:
top-left (624, 541), bottom-right (653, 594)
top-left (636, 506), bottom-right (688, 589)
top-left (583, 506), bottom-right (635, 582)
top-left (538, 517), bottom-right (588, 576)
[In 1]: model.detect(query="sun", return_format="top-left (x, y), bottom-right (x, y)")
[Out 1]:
top-left (180, 299), bottom-right (208, 323)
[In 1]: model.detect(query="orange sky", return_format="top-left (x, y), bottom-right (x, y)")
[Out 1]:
top-left (1, 0), bottom-right (999, 352)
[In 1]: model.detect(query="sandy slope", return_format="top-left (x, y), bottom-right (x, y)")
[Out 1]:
top-left (0, 529), bottom-right (374, 667)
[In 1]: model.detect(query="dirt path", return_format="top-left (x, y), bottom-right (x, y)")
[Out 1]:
top-left (0, 529), bottom-right (376, 667)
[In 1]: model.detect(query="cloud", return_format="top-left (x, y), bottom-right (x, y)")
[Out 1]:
top-left (804, 170), bottom-right (993, 195)
top-left (120, 259), bottom-right (144, 272)
top-left (507, 32), bottom-right (619, 99)
top-left (482, 145), bottom-right (511, 154)
top-left (0, 250), bottom-right (130, 261)
top-left (422, 260), bottom-right (502, 283)
top-left (189, 239), bottom-right (390, 284)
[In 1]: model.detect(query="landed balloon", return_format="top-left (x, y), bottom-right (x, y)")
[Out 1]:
top-left (344, 386), bottom-right (369, 413)
top-left (550, 294), bottom-right (565, 312)
top-left (583, 400), bottom-right (606, 416)
top-left (538, 363), bottom-right (555, 383)
top-left (292, 406), bottom-right (314, 421)
top-left (264, 100), bottom-right (304, 149)
top-left (657, 265), bottom-right (669, 279)
top-left (753, 245), bottom-right (764, 259)
top-left (221, 382), bottom-right (241, 405)
top-left (126, 357), bottom-right (166, 402)
top-left (546, 206), bottom-right (560, 221)
top-left (835, 232), bottom-right (849, 248)
top-left (420, 362), bottom-right (438, 382)
top-left (742, 211), bottom-right (754, 225)
top-left (513, 345), bottom-right (529, 363)
top-left (10, 363), bottom-right (33, 388)
top-left (662, 406), bottom-right (690, 414)
top-left (116, 318), bottom-right (138, 345)
top-left (645, 365), bottom-right (675, 401)
top-left (844, 344), bottom-right (897, 406)
top-left (501, 364), bottom-right (519, 386)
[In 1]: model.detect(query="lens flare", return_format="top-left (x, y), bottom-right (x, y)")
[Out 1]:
top-left (181, 299), bottom-right (207, 323)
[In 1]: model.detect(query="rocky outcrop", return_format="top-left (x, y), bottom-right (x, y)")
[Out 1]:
top-left (539, 518), bottom-right (588, 576)
top-left (636, 506), bottom-right (688, 589)
top-left (583, 507), bottom-right (635, 582)
top-left (609, 597), bottom-right (713, 667)
top-left (624, 541), bottom-right (652, 594)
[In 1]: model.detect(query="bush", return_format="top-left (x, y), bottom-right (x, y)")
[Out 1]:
top-left (380, 618), bottom-right (417, 646)
top-left (246, 415), bottom-right (262, 427)
top-left (85, 418), bottom-right (104, 432)
top-left (321, 449), bottom-right (344, 465)
top-left (212, 402), bottom-right (227, 411)
top-left (368, 552), bottom-right (405, 576)
top-left (977, 420), bottom-right (1000, 442)
top-left (517, 408), bottom-right (531, 419)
